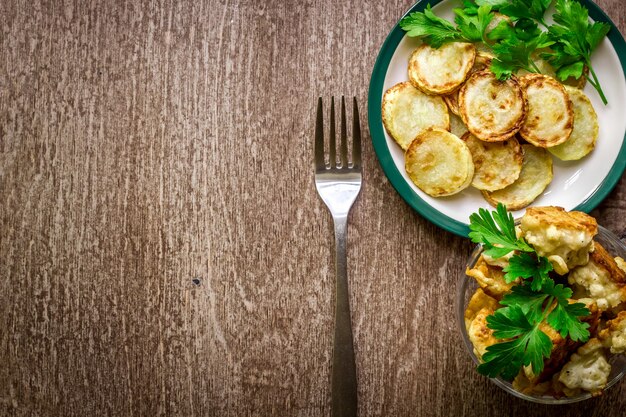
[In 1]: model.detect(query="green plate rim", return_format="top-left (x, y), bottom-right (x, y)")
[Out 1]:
top-left (368, 0), bottom-right (626, 237)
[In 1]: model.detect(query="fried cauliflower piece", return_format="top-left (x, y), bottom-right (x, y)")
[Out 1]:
top-left (465, 289), bottom-right (499, 358)
top-left (481, 251), bottom-right (514, 269)
top-left (599, 311), bottom-right (626, 354)
top-left (568, 242), bottom-right (626, 311)
top-left (557, 339), bottom-right (611, 396)
top-left (521, 300), bottom-right (600, 386)
top-left (466, 255), bottom-right (516, 299)
top-left (468, 307), bottom-right (498, 358)
top-left (464, 288), bottom-right (499, 330)
top-left (520, 206), bottom-right (597, 275)
top-left (522, 322), bottom-right (577, 385)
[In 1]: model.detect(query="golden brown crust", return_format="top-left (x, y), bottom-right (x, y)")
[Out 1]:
top-left (408, 42), bottom-right (476, 95)
top-left (459, 70), bottom-right (527, 142)
top-left (443, 93), bottom-right (460, 116)
top-left (481, 146), bottom-right (553, 211)
top-left (464, 287), bottom-right (499, 331)
top-left (405, 128), bottom-right (474, 197)
top-left (519, 74), bottom-right (574, 148)
top-left (598, 311), bottom-right (626, 340)
top-left (462, 132), bottom-right (523, 191)
top-left (381, 81), bottom-right (450, 150)
top-left (523, 206), bottom-right (598, 237)
top-left (591, 242), bottom-right (626, 284)
top-left (465, 255), bottom-right (516, 299)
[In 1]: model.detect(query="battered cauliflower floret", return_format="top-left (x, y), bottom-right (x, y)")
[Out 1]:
top-left (615, 257), bottom-right (626, 274)
top-left (466, 256), bottom-right (517, 299)
top-left (599, 311), bottom-right (626, 354)
top-left (464, 288), bottom-right (499, 358)
top-left (568, 243), bottom-right (626, 311)
top-left (468, 308), bottom-right (498, 358)
top-left (464, 288), bottom-right (499, 332)
top-left (557, 339), bottom-right (611, 396)
top-left (520, 206), bottom-right (597, 275)
top-left (482, 251), bottom-right (514, 268)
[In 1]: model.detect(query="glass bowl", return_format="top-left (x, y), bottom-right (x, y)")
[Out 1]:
top-left (456, 225), bottom-right (626, 404)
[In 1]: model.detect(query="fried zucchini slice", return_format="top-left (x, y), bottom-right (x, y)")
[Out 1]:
top-left (443, 92), bottom-right (460, 116)
top-left (449, 113), bottom-right (468, 138)
top-left (382, 82), bottom-right (450, 150)
top-left (408, 42), bottom-right (476, 95)
top-left (459, 71), bottom-right (526, 142)
top-left (462, 132), bottom-right (522, 191)
top-left (548, 86), bottom-right (598, 161)
top-left (443, 52), bottom-right (493, 116)
top-left (482, 145), bottom-right (552, 210)
top-left (519, 74), bottom-right (573, 148)
top-left (405, 129), bottom-right (474, 197)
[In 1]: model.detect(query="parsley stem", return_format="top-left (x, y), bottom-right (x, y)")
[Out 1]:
top-left (529, 60), bottom-right (541, 74)
top-left (585, 62), bottom-right (608, 105)
top-left (541, 296), bottom-right (555, 322)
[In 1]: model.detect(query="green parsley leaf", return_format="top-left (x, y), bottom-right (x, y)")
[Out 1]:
top-left (503, 252), bottom-right (553, 290)
top-left (499, 0), bottom-right (553, 26)
top-left (547, 302), bottom-right (591, 341)
top-left (475, 0), bottom-right (509, 8)
top-left (454, 5), bottom-right (494, 43)
top-left (468, 203), bottom-right (533, 258)
top-left (478, 305), bottom-right (553, 379)
top-left (501, 284), bottom-right (548, 323)
top-left (543, 0), bottom-right (611, 104)
top-left (490, 30), bottom-right (553, 79)
top-left (399, 5), bottom-right (464, 48)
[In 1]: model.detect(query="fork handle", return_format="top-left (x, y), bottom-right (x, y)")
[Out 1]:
top-left (331, 215), bottom-right (358, 417)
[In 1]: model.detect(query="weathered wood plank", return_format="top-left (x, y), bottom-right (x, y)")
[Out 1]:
top-left (0, 0), bottom-right (624, 416)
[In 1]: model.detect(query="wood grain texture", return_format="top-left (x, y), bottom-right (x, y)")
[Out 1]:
top-left (0, 0), bottom-right (625, 416)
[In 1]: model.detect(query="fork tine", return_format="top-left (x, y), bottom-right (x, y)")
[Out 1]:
top-left (315, 97), bottom-right (325, 171)
top-left (329, 97), bottom-right (337, 168)
top-left (352, 97), bottom-right (361, 169)
top-left (340, 97), bottom-right (349, 168)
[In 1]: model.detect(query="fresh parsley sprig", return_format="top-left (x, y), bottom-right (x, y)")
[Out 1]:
top-left (399, 4), bottom-right (495, 48)
top-left (498, 0), bottom-right (552, 27)
top-left (542, 0), bottom-right (611, 104)
top-left (468, 203), bottom-right (591, 380)
top-left (398, 0), bottom-right (610, 104)
top-left (399, 5), bottom-right (465, 48)
top-left (468, 203), bottom-right (533, 258)
top-left (477, 305), bottom-right (553, 380)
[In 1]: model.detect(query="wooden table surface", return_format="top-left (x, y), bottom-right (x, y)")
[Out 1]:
top-left (1, 0), bottom-right (626, 416)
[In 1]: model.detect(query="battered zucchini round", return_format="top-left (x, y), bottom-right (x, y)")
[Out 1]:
top-left (482, 145), bottom-right (553, 210)
top-left (548, 86), bottom-right (598, 161)
top-left (449, 113), bottom-right (468, 138)
top-left (405, 129), bottom-right (474, 197)
top-left (459, 71), bottom-right (526, 142)
top-left (382, 81), bottom-right (450, 150)
top-left (408, 42), bottom-right (476, 95)
top-left (443, 52), bottom-right (493, 116)
top-left (462, 132), bottom-right (523, 191)
top-left (519, 74), bottom-right (573, 148)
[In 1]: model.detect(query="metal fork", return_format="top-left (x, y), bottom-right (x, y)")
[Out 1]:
top-left (314, 96), bottom-right (361, 417)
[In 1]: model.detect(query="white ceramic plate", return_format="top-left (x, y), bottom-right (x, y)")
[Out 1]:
top-left (368, 0), bottom-right (626, 236)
